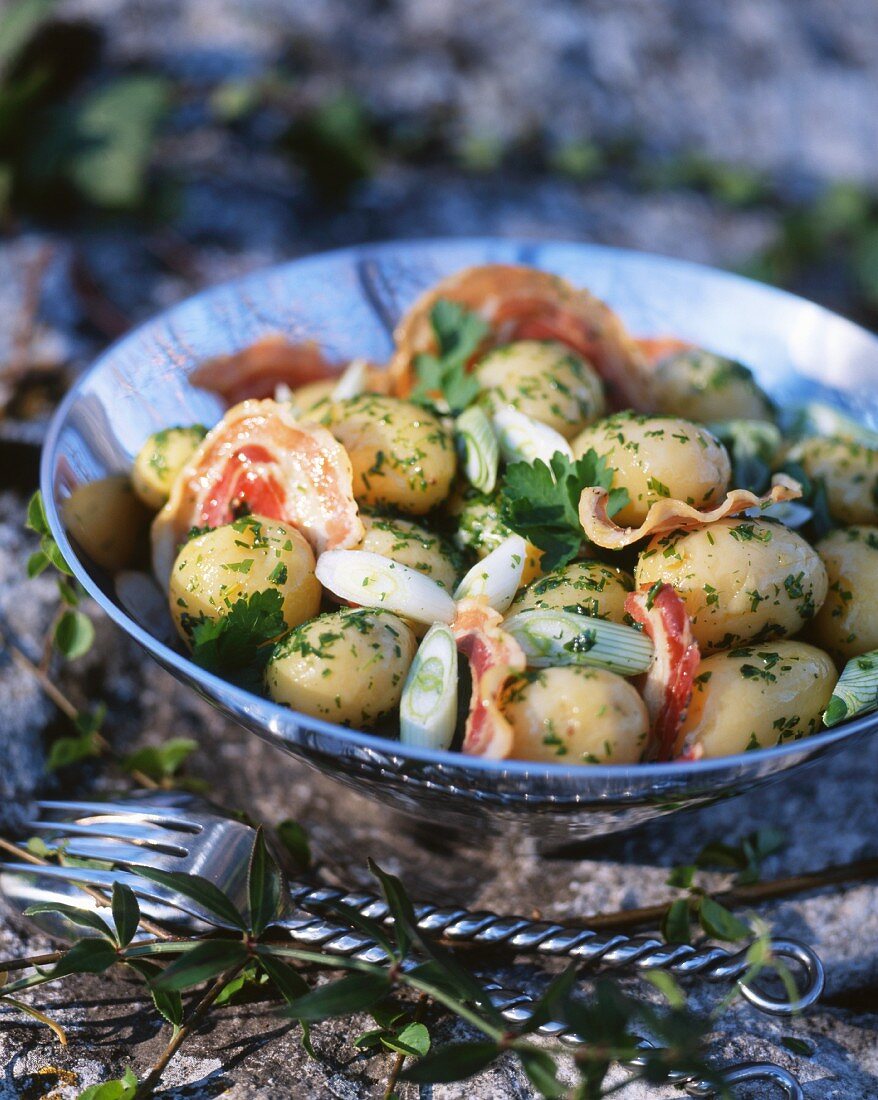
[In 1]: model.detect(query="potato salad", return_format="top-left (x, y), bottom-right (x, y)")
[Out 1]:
top-left (96, 263), bottom-right (878, 765)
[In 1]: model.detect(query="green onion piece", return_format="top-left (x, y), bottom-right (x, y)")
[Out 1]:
top-left (316, 550), bottom-right (456, 625)
top-left (455, 405), bottom-right (499, 494)
top-left (454, 534), bottom-right (528, 613)
top-left (399, 623), bottom-right (458, 750)
top-left (504, 608), bottom-right (654, 676)
top-left (493, 406), bottom-right (573, 466)
top-left (823, 649), bottom-right (878, 728)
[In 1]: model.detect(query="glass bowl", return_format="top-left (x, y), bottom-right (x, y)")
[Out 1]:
top-left (41, 238), bottom-right (878, 841)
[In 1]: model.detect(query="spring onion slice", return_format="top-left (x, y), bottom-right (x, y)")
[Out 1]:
top-left (504, 608), bottom-right (654, 676)
top-left (493, 406), bottom-right (573, 467)
top-left (454, 534), bottom-right (528, 613)
top-left (746, 500), bottom-right (813, 528)
top-left (316, 550), bottom-right (456, 625)
top-left (399, 623), bottom-right (458, 749)
top-left (823, 649), bottom-right (878, 727)
top-left (331, 358), bottom-right (370, 400)
top-left (455, 405), bottom-right (499, 494)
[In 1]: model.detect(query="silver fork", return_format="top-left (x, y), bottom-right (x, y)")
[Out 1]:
top-left (0, 795), bottom-right (812, 1099)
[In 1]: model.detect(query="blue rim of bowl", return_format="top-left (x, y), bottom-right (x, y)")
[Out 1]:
top-left (40, 235), bottom-right (877, 783)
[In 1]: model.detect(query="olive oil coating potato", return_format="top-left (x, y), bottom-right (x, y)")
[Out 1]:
top-left (679, 641), bottom-right (837, 758)
top-left (572, 413), bottom-right (731, 527)
top-left (170, 515), bottom-right (320, 642)
top-left (324, 395), bottom-right (456, 514)
top-left (635, 518), bottom-right (827, 653)
top-left (786, 436), bottom-right (878, 526)
top-left (63, 475), bottom-right (151, 572)
top-left (651, 350), bottom-right (775, 424)
top-left (475, 340), bottom-right (605, 439)
top-left (508, 561), bottom-right (633, 623)
top-left (503, 666), bottom-right (649, 764)
top-left (132, 425), bottom-right (207, 510)
top-left (266, 609), bottom-right (416, 726)
top-left (359, 515), bottom-right (460, 590)
top-left (810, 526), bottom-right (878, 661)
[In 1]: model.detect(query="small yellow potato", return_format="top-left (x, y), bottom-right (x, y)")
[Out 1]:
top-left (131, 425), bottom-right (207, 510)
top-left (170, 515), bottom-right (320, 642)
top-left (651, 350), bottom-right (775, 424)
top-left (266, 609), bottom-right (416, 726)
top-left (678, 641), bottom-right (837, 758)
top-left (359, 515), bottom-right (460, 590)
top-left (810, 526), bottom-right (878, 662)
top-left (449, 486), bottom-right (542, 583)
top-left (635, 518), bottom-right (827, 653)
top-left (503, 666), bottom-right (649, 764)
top-left (572, 413), bottom-right (731, 526)
top-left (475, 340), bottom-right (605, 439)
top-left (324, 395), bottom-right (456, 514)
top-left (786, 436), bottom-right (878, 525)
top-left (292, 379), bottom-right (336, 416)
top-left (508, 561), bottom-right (633, 623)
top-left (63, 475), bottom-right (151, 572)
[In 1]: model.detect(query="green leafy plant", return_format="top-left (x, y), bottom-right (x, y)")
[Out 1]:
top-left (186, 588), bottom-right (287, 692)
top-left (411, 299), bottom-right (489, 415)
top-left (500, 451), bottom-right (629, 570)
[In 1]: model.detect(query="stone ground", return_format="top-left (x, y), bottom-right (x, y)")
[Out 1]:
top-left (4, 0), bottom-right (878, 1096)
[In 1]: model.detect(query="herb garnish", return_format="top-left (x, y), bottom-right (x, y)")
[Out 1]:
top-left (186, 589), bottom-right (287, 692)
top-left (411, 299), bottom-right (487, 415)
top-left (499, 449), bottom-right (629, 570)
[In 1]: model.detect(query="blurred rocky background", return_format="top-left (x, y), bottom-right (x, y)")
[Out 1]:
top-left (4, 1), bottom-right (878, 1096)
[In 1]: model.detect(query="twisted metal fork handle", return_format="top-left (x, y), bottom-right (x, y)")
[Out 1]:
top-left (284, 880), bottom-right (824, 1016)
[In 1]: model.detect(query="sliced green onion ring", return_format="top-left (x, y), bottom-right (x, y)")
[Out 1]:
top-left (316, 550), bottom-right (456, 625)
top-left (331, 358), bottom-right (370, 400)
top-left (454, 534), bottom-right (528, 613)
top-left (493, 406), bottom-right (573, 466)
top-left (455, 405), bottom-right (499, 493)
top-left (823, 649), bottom-right (878, 727)
top-left (400, 623), bottom-right (458, 749)
top-left (504, 608), bottom-right (654, 676)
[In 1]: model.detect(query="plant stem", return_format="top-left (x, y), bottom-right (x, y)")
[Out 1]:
top-left (0, 950), bottom-right (64, 973)
top-left (382, 993), bottom-right (427, 1100)
top-left (133, 961), bottom-right (247, 1099)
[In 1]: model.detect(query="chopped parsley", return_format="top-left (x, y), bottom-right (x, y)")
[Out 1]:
top-left (186, 588), bottom-right (287, 692)
top-left (411, 299), bottom-right (487, 415)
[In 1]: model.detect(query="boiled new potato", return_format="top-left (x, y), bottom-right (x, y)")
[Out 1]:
top-left (63, 475), bottom-right (151, 572)
top-left (170, 515), bottom-right (320, 642)
top-left (635, 518), bottom-right (827, 652)
top-left (503, 666), bottom-right (649, 764)
top-left (449, 486), bottom-right (542, 583)
top-left (786, 436), bottom-right (878, 526)
top-left (132, 425), bottom-right (207, 510)
top-left (475, 340), bottom-right (605, 438)
top-left (292, 378), bottom-right (336, 417)
top-left (678, 641), bottom-right (836, 758)
top-left (572, 413), bottom-right (731, 526)
top-left (266, 609), bottom-right (416, 726)
top-left (651, 350), bottom-right (775, 424)
top-left (508, 561), bottom-right (633, 623)
top-left (323, 395), bottom-right (456, 514)
top-left (359, 515), bottom-right (460, 590)
top-left (809, 526), bottom-right (878, 661)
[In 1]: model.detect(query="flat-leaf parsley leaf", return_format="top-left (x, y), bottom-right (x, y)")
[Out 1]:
top-left (188, 589), bottom-right (287, 692)
top-left (412, 299), bottom-right (488, 415)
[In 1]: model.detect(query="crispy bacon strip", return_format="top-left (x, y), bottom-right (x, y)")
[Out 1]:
top-left (190, 336), bottom-right (342, 404)
top-left (452, 597), bottom-right (526, 759)
top-left (579, 474), bottom-right (802, 550)
top-left (389, 264), bottom-right (650, 409)
top-left (625, 584), bottom-right (700, 761)
top-left (152, 398), bottom-right (363, 584)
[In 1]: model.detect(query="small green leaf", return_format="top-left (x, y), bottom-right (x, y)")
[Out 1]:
top-left (276, 819), bottom-right (311, 871)
top-left (24, 903), bottom-right (114, 941)
top-left (57, 578), bottom-right (80, 606)
top-left (45, 733), bottom-right (100, 771)
top-left (697, 897), bottom-right (751, 942)
top-left (25, 490), bottom-right (49, 535)
top-left (282, 971), bottom-right (390, 1023)
top-left (51, 937), bottom-right (118, 978)
top-left (41, 534), bottom-right (73, 575)
top-left (213, 962), bottom-right (262, 1006)
top-left (247, 826), bottom-right (283, 936)
top-left (150, 939), bottom-right (248, 992)
top-left (133, 867), bottom-right (248, 931)
top-left (125, 959), bottom-right (183, 1026)
top-left (666, 864), bottom-right (696, 889)
top-left (257, 953), bottom-right (309, 1004)
top-left (387, 1021), bottom-right (430, 1056)
top-left (401, 1040), bottom-right (499, 1083)
top-left (643, 969), bottom-right (686, 1008)
top-left (781, 1035), bottom-right (813, 1057)
top-left (1, 997), bottom-right (68, 1046)
top-left (76, 1066), bottom-right (138, 1099)
top-left (122, 738), bottom-right (198, 782)
top-left (660, 898), bottom-right (692, 945)
top-left (519, 1048), bottom-right (565, 1098)
top-left (354, 1027), bottom-right (386, 1049)
top-left (54, 610), bottom-right (95, 660)
top-left (112, 884), bottom-right (140, 948)
top-left (27, 550), bottom-right (49, 578)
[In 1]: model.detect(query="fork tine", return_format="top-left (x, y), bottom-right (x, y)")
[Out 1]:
top-left (24, 820), bottom-right (191, 856)
top-left (35, 801), bottom-right (202, 832)
top-left (23, 834), bottom-right (188, 866)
